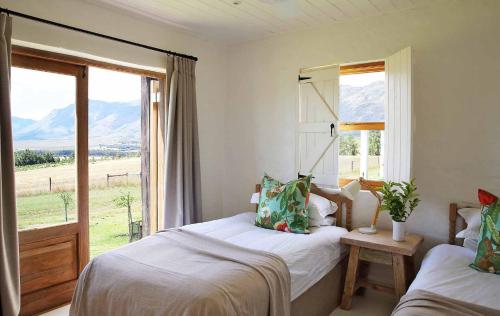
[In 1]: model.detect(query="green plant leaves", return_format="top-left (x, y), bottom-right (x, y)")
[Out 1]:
top-left (380, 178), bottom-right (420, 222)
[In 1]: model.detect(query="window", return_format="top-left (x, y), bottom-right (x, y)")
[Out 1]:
top-left (338, 62), bottom-right (385, 189)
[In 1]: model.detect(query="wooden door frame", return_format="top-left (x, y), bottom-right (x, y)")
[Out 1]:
top-left (12, 45), bottom-right (164, 312)
top-left (12, 53), bottom-right (89, 315)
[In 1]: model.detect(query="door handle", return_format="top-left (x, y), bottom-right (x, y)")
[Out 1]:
top-left (330, 123), bottom-right (335, 137)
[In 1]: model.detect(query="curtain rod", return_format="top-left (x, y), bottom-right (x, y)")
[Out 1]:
top-left (0, 7), bottom-right (198, 61)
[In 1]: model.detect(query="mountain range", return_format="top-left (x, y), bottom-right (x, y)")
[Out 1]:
top-left (339, 80), bottom-right (384, 122)
top-left (13, 100), bottom-right (140, 148)
top-left (12, 81), bottom-right (383, 150)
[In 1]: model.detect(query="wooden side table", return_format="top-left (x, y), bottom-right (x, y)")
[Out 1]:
top-left (340, 230), bottom-right (423, 310)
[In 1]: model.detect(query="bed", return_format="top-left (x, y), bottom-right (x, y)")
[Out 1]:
top-left (70, 184), bottom-right (352, 316)
top-left (392, 203), bottom-right (500, 316)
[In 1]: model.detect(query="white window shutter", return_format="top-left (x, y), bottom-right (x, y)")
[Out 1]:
top-left (384, 47), bottom-right (413, 182)
top-left (296, 66), bottom-right (340, 187)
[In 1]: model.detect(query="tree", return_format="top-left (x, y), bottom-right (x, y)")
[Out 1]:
top-left (369, 131), bottom-right (381, 156)
top-left (340, 135), bottom-right (359, 156)
top-left (58, 191), bottom-right (72, 222)
top-left (113, 192), bottom-right (135, 240)
top-left (15, 149), bottom-right (58, 166)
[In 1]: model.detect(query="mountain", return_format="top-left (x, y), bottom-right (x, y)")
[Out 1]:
top-left (12, 81), bottom-right (383, 149)
top-left (339, 81), bottom-right (384, 122)
top-left (12, 117), bottom-right (36, 132)
top-left (13, 100), bottom-right (140, 146)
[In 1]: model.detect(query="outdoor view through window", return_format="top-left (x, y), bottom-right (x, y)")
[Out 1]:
top-left (11, 66), bottom-right (143, 258)
top-left (339, 71), bottom-right (384, 180)
top-left (87, 67), bottom-right (142, 257)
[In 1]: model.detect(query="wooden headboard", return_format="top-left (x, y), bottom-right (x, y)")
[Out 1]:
top-left (255, 183), bottom-right (353, 231)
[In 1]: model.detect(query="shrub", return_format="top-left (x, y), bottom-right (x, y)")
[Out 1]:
top-left (15, 149), bottom-right (59, 166)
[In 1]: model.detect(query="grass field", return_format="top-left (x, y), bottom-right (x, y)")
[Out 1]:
top-left (16, 157), bottom-right (142, 258)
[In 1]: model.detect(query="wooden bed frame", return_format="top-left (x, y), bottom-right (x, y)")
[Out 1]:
top-left (449, 202), bottom-right (478, 245)
top-left (255, 183), bottom-right (353, 231)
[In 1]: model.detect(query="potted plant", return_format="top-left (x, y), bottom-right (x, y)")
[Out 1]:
top-left (380, 179), bottom-right (420, 241)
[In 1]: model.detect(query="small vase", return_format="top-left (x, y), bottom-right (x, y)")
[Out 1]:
top-left (392, 220), bottom-right (406, 241)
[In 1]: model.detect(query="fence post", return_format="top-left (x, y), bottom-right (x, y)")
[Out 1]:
top-left (126, 172), bottom-right (129, 186)
top-left (49, 177), bottom-right (52, 192)
top-left (107, 174), bottom-right (109, 187)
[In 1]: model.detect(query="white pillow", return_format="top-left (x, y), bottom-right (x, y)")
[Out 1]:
top-left (319, 216), bottom-right (336, 226)
top-left (463, 238), bottom-right (478, 252)
top-left (308, 193), bottom-right (338, 227)
top-left (455, 207), bottom-right (481, 240)
top-left (250, 192), bottom-right (260, 204)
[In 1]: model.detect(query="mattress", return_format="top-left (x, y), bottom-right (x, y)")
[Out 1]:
top-left (183, 212), bottom-right (348, 300)
top-left (408, 244), bottom-right (500, 310)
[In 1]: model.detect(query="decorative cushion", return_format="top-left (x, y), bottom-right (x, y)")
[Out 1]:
top-left (255, 174), bottom-right (312, 234)
top-left (470, 189), bottom-right (500, 274)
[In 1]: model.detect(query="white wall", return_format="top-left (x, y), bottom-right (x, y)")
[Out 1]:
top-left (0, 0), bottom-right (227, 221)
top-left (224, 0), bottom-right (500, 259)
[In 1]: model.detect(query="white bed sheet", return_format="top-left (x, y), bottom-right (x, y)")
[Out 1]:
top-left (408, 244), bottom-right (500, 310)
top-left (183, 212), bottom-right (348, 300)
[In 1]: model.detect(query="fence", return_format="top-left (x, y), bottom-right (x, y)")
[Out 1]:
top-left (15, 171), bottom-right (141, 196)
top-left (106, 172), bottom-right (141, 187)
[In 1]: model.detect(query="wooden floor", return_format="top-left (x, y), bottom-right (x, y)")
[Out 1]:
top-left (332, 289), bottom-right (397, 316)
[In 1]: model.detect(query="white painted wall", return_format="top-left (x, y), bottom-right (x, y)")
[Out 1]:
top-left (0, 0), bottom-right (227, 220)
top-left (224, 0), bottom-right (500, 259)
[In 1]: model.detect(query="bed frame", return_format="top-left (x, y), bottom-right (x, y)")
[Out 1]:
top-left (449, 202), bottom-right (478, 245)
top-left (255, 183), bottom-right (353, 231)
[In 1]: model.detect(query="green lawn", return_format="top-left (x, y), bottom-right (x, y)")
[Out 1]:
top-left (17, 184), bottom-right (142, 258)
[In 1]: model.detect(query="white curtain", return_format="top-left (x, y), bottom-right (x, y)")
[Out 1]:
top-left (163, 55), bottom-right (202, 228)
top-left (0, 13), bottom-right (20, 316)
top-left (384, 47), bottom-right (413, 182)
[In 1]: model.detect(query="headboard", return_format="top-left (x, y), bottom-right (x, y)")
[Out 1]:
top-left (449, 202), bottom-right (480, 245)
top-left (255, 183), bottom-right (353, 231)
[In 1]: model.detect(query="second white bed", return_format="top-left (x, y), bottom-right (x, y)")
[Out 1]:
top-left (183, 212), bottom-right (348, 300)
top-left (408, 244), bottom-right (500, 311)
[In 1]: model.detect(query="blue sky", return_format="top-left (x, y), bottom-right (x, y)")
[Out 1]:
top-left (11, 67), bottom-right (141, 120)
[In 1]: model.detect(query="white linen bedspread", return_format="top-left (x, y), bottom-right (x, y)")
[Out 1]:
top-left (183, 212), bottom-right (348, 300)
top-left (408, 244), bottom-right (500, 310)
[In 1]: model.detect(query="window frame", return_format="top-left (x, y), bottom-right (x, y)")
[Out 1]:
top-left (338, 62), bottom-right (385, 190)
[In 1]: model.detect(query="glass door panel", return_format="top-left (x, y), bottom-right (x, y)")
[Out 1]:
top-left (88, 67), bottom-right (143, 257)
top-left (12, 67), bottom-right (77, 229)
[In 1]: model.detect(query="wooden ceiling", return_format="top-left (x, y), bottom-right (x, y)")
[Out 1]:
top-left (86, 0), bottom-right (444, 43)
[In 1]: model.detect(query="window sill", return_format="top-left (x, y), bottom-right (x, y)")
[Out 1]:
top-left (339, 178), bottom-right (384, 191)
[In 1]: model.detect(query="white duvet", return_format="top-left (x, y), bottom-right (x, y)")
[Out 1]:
top-left (183, 212), bottom-right (348, 300)
top-left (408, 244), bottom-right (500, 310)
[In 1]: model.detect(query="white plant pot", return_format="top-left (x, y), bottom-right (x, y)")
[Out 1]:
top-left (392, 221), bottom-right (406, 241)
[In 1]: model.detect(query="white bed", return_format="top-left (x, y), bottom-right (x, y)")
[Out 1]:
top-left (407, 243), bottom-right (499, 310)
top-left (183, 212), bottom-right (349, 300)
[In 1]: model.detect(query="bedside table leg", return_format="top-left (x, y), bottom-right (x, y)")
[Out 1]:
top-left (341, 246), bottom-right (360, 310)
top-left (392, 254), bottom-right (407, 300)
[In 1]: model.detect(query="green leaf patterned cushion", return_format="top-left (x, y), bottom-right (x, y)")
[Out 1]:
top-left (255, 174), bottom-right (312, 234)
top-left (470, 192), bottom-right (500, 274)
